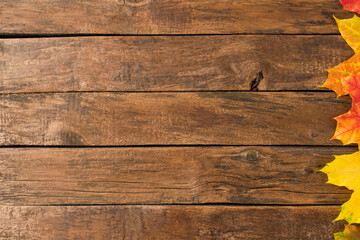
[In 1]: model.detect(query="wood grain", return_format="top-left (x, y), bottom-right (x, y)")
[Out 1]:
top-left (0, 35), bottom-right (353, 93)
top-left (0, 1), bottom-right (350, 238)
top-left (0, 92), bottom-right (350, 146)
top-left (0, 205), bottom-right (344, 239)
top-left (0, 0), bottom-right (352, 35)
top-left (0, 146), bottom-right (353, 205)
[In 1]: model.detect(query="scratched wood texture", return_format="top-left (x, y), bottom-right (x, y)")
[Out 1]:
top-left (0, 0), bottom-right (353, 34)
top-left (0, 206), bottom-right (344, 240)
top-left (0, 0), bottom-right (353, 239)
top-left (0, 147), bottom-right (353, 206)
top-left (0, 92), bottom-right (350, 146)
top-left (0, 35), bottom-right (353, 93)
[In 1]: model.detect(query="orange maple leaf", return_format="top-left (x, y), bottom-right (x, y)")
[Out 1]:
top-left (333, 74), bottom-right (360, 144)
top-left (335, 224), bottom-right (360, 239)
top-left (324, 54), bottom-right (360, 96)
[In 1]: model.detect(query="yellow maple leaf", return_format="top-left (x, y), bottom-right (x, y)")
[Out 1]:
top-left (336, 15), bottom-right (360, 52)
top-left (320, 15), bottom-right (360, 97)
top-left (320, 151), bottom-right (360, 224)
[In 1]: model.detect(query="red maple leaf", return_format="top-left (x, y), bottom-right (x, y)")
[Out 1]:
top-left (340, 0), bottom-right (360, 14)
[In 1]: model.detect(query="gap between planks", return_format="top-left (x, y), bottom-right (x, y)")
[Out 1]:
top-left (0, 33), bottom-right (344, 39)
top-left (0, 90), bottom-right (334, 96)
top-left (0, 145), bottom-right (356, 148)
top-left (5, 204), bottom-right (342, 207)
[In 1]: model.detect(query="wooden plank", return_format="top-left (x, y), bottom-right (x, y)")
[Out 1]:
top-left (0, 0), bottom-right (352, 34)
top-left (0, 35), bottom-right (353, 93)
top-left (0, 206), bottom-right (344, 239)
top-left (0, 92), bottom-right (350, 146)
top-left (0, 147), bottom-right (353, 205)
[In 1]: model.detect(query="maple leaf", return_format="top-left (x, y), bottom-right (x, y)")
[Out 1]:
top-left (320, 151), bottom-right (360, 224)
top-left (332, 74), bottom-right (360, 145)
top-left (324, 54), bottom-right (360, 97)
top-left (336, 15), bottom-right (360, 52)
top-left (340, 0), bottom-right (360, 14)
top-left (321, 2), bottom-right (360, 239)
top-left (320, 15), bottom-right (360, 96)
top-left (335, 224), bottom-right (360, 240)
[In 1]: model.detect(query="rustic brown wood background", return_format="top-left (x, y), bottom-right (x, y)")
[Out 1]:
top-left (0, 0), bottom-right (356, 239)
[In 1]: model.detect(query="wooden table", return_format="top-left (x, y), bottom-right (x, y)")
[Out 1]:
top-left (0, 0), bottom-right (355, 239)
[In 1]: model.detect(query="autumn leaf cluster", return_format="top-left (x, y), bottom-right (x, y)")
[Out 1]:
top-left (320, 1), bottom-right (360, 239)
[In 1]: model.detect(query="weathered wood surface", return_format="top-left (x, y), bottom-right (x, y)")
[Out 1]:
top-left (0, 0), bottom-right (352, 35)
top-left (0, 206), bottom-right (344, 240)
top-left (0, 146), bottom-right (353, 205)
top-left (0, 36), bottom-right (353, 93)
top-left (0, 92), bottom-right (350, 146)
top-left (0, 0), bottom-right (352, 239)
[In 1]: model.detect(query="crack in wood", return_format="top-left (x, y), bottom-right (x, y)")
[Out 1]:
top-left (250, 71), bottom-right (264, 91)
